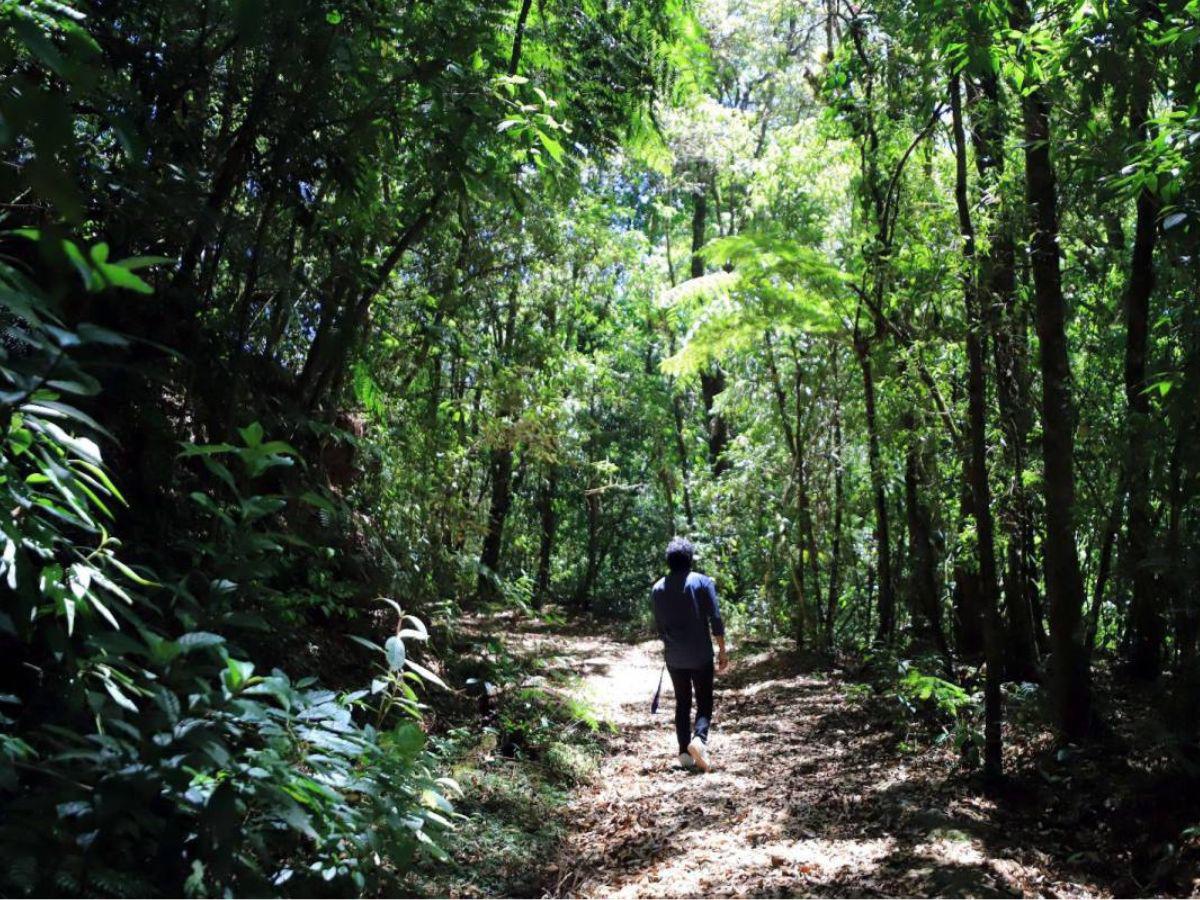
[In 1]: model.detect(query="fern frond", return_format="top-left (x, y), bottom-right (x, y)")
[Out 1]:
top-left (658, 270), bottom-right (738, 309)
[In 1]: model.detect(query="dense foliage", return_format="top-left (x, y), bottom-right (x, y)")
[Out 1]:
top-left (3, 0), bottom-right (1200, 894)
top-left (0, 0), bottom-right (690, 894)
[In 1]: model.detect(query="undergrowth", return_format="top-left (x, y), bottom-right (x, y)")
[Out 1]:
top-left (402, 631), bottom-right (607, 898)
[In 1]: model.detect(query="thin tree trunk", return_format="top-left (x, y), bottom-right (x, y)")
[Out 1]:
top-left (664, 327), bottom-right (696, 530)
top-left (903, 413), bottom-right (951, 673)
top-left (691, 178), bottom-right (730, 475)
top-left (670, 395), bottom-right (696, 529)
top-left (1013, 1), bottom-right (1092, 739)
top-left (765, 333), bottom-right (809, 646)
top-left (475, 282), bottom-right (522, 605)
top-left (855, 329), bottom-right (894, 643)
top-left (476, 446), bottom-right (514, 604)
top-left (173, 60), bottom-right (277, 290)
top-left (967, 69), bottom-right (1041, 681)
top-left (508, 0), bottom-right (534, 75)
top-left (576, 491), bottom-right (601, 609)
top-left (1086, 477), bottom-right (1126, 658)
top-left (792, 341), bottom-right (822, 617)
top-left (297, 200), bottom-right (440, 410)
top-left (1170, 300), bottom-right (1200, 677)
top-left (1123, 58), bottom-right (1163, 680)
top-left (825, 351), bottom-right (845, 651)
top-left (952, 476), bottom-right (985, 659)
top-left (951, 73), bottom-right (1004, 779)
top-left (533, 469), bottom-right (557, 610)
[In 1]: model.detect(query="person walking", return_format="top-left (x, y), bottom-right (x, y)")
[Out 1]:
top-left (651, 537), bottom-right (728, 772)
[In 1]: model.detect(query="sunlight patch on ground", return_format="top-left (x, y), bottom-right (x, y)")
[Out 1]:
top-left (730, 676), bottom-right (793, 697)
top-left (763, 836), bottom-right (896, 874)
top-left (865, 762), bottom-right (913, 793)
top-left (605, 836), bottom-right (897, 898)
top-left (915, 834), bottom-right (987, 868)
top-left (576, 640), bottom-right (661, 723)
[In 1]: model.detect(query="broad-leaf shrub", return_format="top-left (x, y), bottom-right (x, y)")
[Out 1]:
top-left (0, 249), bottom-right (453, 896)
top-left (895, 662), bottom-right (983, 767)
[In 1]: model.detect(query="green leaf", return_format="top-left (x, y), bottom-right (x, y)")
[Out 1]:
top-left (347, 634), bottom-right (384, 655)
top-left (397, 614), bottom-right (429, 641)
top-left (536, 128), bottom-right (565, 163)
top-left (385, 635), bottom-right (406, 671)
top-left (114, 255), bottom-right (174, 271)
top-left (391, 722), bottom-right (425, 757)
top-left (404, 657), bottom-right (447, 690)
top-left (106, 556), bottom-right (160, 587)
top-left (83, 589), bottom-right (119, 628)
top-left (299, 490), bottom-right (336, 512)
top-left (96, 262), bottom-right (154, 294)
top-left (238, 422), bottom-right (265, 448)
top-left (8, 427), bottom-right (33, 456)
top-left (224, 657), bottom-right (255, 691)
top-left (178, 632), bottom-right (226, 653)
top-left (103, 679), bottom-right (138, 712)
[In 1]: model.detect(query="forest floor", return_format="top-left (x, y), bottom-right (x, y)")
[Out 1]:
top-left (412, 614), bottom-right (1199, 898)
top-left (539, 629), bottom-right (1076, 898)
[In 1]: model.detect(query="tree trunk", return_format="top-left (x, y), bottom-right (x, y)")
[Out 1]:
top-left (576, 491), bottom-right (601, 609)
top-left (1086, 477), bottom-right (1126, 658)
top-left (1013, 4), bottom-right (1092, 739)
top-left (700, 368), bottom-right (730, 476)
top-left (792, 341), bottom-right (822, 621)
top-left (968, 69), bottom-right (1041, 681)
top-left (476, 282), bottom-right (522, 605)
top-left (825, 352), bottom-right (845, 651)
top-left (903, 416), bottom-right (951, 672)
top-left (665, 327), bottom-right (696, 530)
top-left (951, 72), bottom-right (1004, 780)
top-left (173, 58), bottom-right (278, 290)
top-left (297, 279), bottom-right (351, 403)
top-left (691, 178), bottom-right (730, 475)
top-left (765, 333), bottom-right (812, 645)
top-left (476, 446), bottom-right (514, 604)
top-left (1170, 295), bottom-right (1200, 678)
top-left (533, 469), bottom-right (557, 610)
top-left (311, 198), bottom-right (445, 410)
top-left (1122, 64), bottom-right (1163, 681)
top-left (855, 331), bottom-right (894, 643)
top-left (508, 0), bottom-right (534, 75)
top-left (670, 394), bottom-right (696, 529)
top-left (952, 478), bottom-right (984, 659)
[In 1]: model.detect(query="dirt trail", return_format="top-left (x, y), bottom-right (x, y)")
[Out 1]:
top-left (510, 627), bottom-right (1112, 899)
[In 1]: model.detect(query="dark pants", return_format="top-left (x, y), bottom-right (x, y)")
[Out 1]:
top-left (667, 662), bottom-right (714, 753)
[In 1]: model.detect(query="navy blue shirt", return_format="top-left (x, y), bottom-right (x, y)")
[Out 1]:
top-left (651, 571), bottom-right (725, 669)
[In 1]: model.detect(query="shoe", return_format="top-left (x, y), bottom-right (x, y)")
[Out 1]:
top-left (678, 752), bottom-right (694, 769)
top-left (687, 735), bottom-right (711, 772)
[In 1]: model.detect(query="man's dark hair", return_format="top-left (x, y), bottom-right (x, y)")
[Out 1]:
top-left (665, 536), bottom-right (695, 573)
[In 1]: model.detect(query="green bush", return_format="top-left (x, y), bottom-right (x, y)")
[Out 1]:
top-left (894, 664), bottom-right (983, 767)
top-left (0, 234), bottom-right (455, 895)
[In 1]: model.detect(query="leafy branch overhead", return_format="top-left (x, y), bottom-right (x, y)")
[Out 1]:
top-left (660, 232), bottom-right (849, 376)
top-left (3, 0), bottom-right (1200, 895)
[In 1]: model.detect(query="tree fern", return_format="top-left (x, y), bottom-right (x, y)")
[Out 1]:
top-left (659, 231), bottom-right (848, 376)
